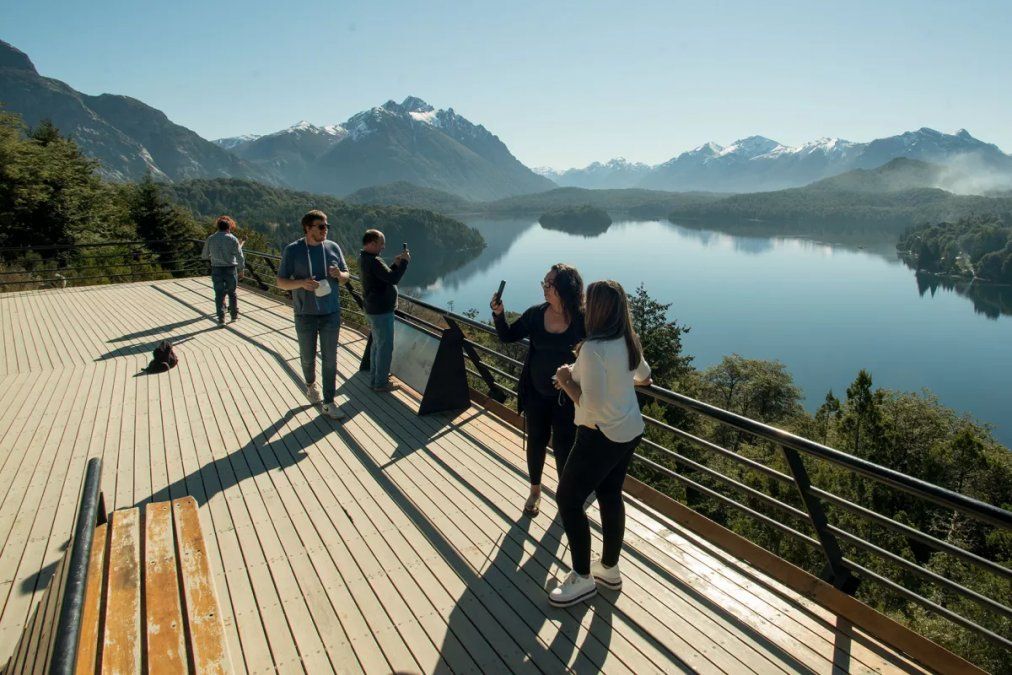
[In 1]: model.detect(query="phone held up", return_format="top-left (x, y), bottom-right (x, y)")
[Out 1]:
top-left (491, 280), bottom-right (506, 310)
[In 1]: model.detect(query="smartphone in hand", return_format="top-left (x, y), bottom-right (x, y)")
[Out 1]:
top-left (494, 280), bottom-right (506, 303)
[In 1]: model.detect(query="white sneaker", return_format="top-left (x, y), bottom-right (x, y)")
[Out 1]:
top-left (321, 403), bottom-right (344, 420)
top-left (590, 559), bottom-right (622, 590)
top-left (549, 571), bottom-right (597, 608)
top-left (306, 382), bottom-right (321, 404)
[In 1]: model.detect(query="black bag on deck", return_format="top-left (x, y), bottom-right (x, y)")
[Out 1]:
top-left (146, 340), bottom-right (179, 373)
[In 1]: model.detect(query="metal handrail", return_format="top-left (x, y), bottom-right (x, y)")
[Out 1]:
top-left (51, 457), bottom-right (104, 675)
top-left (234, 242), bottom-right (1012, 650)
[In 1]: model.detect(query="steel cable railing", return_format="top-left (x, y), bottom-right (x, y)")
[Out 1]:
top-left (19, 239), bottom-right (1001, 655)
top-left (233, 243), bottom-right (1012, 654)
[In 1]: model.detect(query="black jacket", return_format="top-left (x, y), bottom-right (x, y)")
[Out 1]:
top-left (494, 303), bottom-right (585, 414)
top-left (359, 250), bottom-right (408, 314)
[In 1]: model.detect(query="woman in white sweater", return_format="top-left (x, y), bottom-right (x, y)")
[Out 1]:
top-left (550, 280), bottom-right (652, 607)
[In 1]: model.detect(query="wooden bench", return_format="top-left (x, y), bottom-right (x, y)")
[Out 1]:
top-left (3, 460), bottom-right (231, 674)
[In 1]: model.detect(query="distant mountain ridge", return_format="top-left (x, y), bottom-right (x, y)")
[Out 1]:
top-left (548, 129), bottom-right (1012, 194)
top-left (216, 97), bottom-right (556, 201)
top-left (667, 158), bottom-right (1012, 231)
top-left (0, 39), bottom-right (273, 183)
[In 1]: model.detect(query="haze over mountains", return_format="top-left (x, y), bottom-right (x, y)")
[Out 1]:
top-left (541, 130), bottom-right (1012, 193)
top-left (3, 37), bottom-right (1012, 202)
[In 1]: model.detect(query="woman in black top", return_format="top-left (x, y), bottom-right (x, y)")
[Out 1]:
top-left (492, 263), bottom-right (585, 517)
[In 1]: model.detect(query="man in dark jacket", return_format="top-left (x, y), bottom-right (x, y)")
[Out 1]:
top-left (359, 229), bottom-right (409, 392)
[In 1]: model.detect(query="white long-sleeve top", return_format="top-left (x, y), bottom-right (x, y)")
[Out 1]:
top-left (572, 337), bottom-right (651, 443)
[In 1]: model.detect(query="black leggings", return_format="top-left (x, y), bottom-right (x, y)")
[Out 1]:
top-left (524, 392), bottom-right (576, 486)
top-left (556, 426), bottom-right (641, 575)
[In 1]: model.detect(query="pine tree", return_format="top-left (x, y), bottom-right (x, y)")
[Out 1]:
top-left (130, 173), bottom-right (199, 273)
top-left (842, 370), bottom-right (881, 457)
top-left (814, 390), bottom-right (841, 443)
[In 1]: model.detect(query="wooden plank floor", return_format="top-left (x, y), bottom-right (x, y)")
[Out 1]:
top-left (0, 278), bottom-right (935, 674)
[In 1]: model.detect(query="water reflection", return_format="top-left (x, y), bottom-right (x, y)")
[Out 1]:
top-left (915, 273), bottom-right (1012, 319)
top-left (401, 218), bottom-right (536, 296)
top-left (668, 220), bottom-right (900, 259)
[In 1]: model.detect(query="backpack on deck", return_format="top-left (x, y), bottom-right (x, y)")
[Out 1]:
top-left (146, 340), bottom-right (179, 373)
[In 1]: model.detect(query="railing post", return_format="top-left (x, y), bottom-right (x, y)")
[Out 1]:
top-left (780, 445), bottom-right (858, 592)
top-left (444, 317), bottom-right (507, 403)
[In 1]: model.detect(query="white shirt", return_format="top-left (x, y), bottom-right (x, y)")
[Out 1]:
top-left (572, 338), bottom-right (651, 443)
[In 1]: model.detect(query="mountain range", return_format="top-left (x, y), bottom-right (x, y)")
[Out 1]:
top-left (666, 158), bottom-right (1012, 231)
top-left (5, 37), bottom-right (1012, 202)
top-left (215, 97), bottom-right (555, 200)
top-left (540, 130), bottom-right (1012, 193)
top-left (0, 40), bottom-right (271, 183)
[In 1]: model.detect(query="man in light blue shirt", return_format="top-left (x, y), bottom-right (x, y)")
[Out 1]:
top-left (277, 210), bottom-right (350, 420)
top-left (201, 215), bottom-right (245, 326)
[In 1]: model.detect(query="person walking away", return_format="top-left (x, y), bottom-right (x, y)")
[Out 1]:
top-left (359, 229), bottom-right (410, 392)
top-left (491, 264), bottom-right (585, 517)
top-left (201, 215), bottom-right (245, 326)
top-left (549, 280), bottom-right (652, 607)
top-left (276, 210), bottom-right (351, 420)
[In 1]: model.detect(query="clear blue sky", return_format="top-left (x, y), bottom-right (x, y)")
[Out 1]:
top-left (3, 0), bottom-right (1009, 168)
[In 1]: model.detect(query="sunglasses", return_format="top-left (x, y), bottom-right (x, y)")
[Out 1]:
top-left (541, 280), bottom-right (554, 290)
top-left (315, 222), bottom-right (329, 230)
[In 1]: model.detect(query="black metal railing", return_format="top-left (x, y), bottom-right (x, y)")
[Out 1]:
top-left (0, 240), bottom-right (205, 291)
top-left (232, 243), bottom-right (1012, 655)
top-left (12, 239), bottom-right (1004, 657)
top-left (51, 457), bottom-right (106, 675)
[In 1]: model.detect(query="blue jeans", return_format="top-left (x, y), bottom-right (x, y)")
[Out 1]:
top-left (367, 312), bottom-right (395, 388)
top-left (294, 311), bottom-right (341, 404)
top-left (211, 266), bottom-right (238, 321)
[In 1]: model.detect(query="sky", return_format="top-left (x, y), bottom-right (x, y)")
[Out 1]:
top-left (2, 0), bottom-right (1010, 168)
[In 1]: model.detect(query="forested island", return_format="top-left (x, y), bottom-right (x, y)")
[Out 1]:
top-left (898, 214), bottom-right (1012, 284)
top-left (538, 205), bottom-right (612, 235)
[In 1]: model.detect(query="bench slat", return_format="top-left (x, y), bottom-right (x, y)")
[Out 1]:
top-left (173, 497), bottom-right (230, 675)
top-left (143, 503), bottom-right (187, 675)
top-left (102, 509), bottom-right (140, 675)
top-left (74, 523), bottom-right (107, 675)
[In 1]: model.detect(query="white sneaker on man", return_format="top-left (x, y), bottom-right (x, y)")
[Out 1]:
top-left (548, 571), bottom-right (597, 608)
top-left (306, 382), bottom-right (321, 404)
top-left (590, 559), bottom-right (622, 590)
top-left (321, 403), bottom-right (344, 420)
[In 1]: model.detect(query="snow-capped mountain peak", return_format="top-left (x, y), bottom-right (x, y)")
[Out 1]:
top-left (717, 135), bottom-right (781, 158)
top-left (214, 133), bottom-right (262, 150)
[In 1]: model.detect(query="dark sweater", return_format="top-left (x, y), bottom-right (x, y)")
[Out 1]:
top-left (359, 250), bottom-right (409, 315)
top-left (494, 303), bottom-right (585, 412)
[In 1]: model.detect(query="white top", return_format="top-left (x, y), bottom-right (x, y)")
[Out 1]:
top-left (572, 337), bottom-right (652, 443)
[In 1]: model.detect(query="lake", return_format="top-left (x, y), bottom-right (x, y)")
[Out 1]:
top-left (400, 218), bottom-right (1012, 446)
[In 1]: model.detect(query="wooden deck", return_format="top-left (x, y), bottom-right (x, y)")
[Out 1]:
top-left (0, 277), bottom-right (935, 674)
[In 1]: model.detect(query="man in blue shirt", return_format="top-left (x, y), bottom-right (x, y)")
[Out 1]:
top-left (277, 210), bottom-right (351, 420)
top-left (201, 215), bottom-right (245, 326)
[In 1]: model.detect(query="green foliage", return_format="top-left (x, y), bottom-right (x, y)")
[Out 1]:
top-left (0, 111), bottom-right (130, 252)
top-left (628, 284), bottom-right (693, 386)
top-left (162, 178), bottom-right (484, 265)
top-left (130, 173), bottom-right (201, 270)
top-left (898, 214), bottom-right (1012, 283)
top-left (344, 181), bottom-right (474, 213)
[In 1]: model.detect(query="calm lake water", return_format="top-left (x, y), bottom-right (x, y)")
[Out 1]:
top-left (401, 218), bottom-right (1012, 446)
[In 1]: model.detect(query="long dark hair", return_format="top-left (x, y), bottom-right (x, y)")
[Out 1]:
top-left (550, 263), bottom-right (584, 323)
top-left (578, 280), bottom-right (642, 370)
